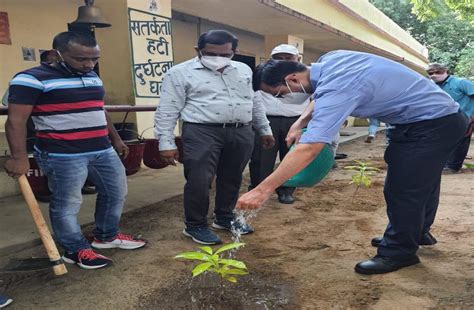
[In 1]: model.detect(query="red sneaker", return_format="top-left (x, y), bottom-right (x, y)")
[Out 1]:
top-left (91, 233), bottom-right (147, 250)
top-left (62, 249), bottom-right (112, 270)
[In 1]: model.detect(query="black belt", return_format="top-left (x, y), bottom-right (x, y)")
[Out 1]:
top-left (184, 121), bottom-right (252, 128)
top-left (267, 115), bottom-right (300, 118)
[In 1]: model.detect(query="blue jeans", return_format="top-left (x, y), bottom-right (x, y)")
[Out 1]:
top-left (34, 147), bottom-right (127, 253)
top-left (368, 118), bottom-right (380, 136)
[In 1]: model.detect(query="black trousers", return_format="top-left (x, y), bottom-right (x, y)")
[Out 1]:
top-left (249, 116), bottom-right (299, 196)
top-left (378, 111), bottom-right (468, 258)
top-left (445, 131), bottom-right (471, 171)
top-left (182, 123), bottom-right (254, 228)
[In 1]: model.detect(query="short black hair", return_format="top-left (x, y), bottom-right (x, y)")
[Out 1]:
top-left (52, 31), bottom-right (97, 52)
top-left (252, 63), bottom-right (265, 91)
top-left (259, 59), bottom-right (308, 87)
top-left (197, 30), bottom-right (238, 51)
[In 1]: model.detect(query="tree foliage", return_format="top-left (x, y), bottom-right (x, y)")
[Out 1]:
top-left (411, 0), bottom-right (474, 24)
top-left (369, 0), bottom-right (473, 78)
top-left (454, 47), bottom-right (474, 79)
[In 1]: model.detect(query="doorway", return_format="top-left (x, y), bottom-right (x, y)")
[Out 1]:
top-left (233, 54), bottom-right (255, 70)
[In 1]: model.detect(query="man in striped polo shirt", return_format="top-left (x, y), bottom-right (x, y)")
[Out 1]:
top-left (4, 32), bottom-right (146, 270)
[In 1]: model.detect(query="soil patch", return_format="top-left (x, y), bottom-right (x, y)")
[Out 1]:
top-left (1, 137), bottom-right (473, 309)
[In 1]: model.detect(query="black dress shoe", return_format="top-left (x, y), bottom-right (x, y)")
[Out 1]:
top-left (420, 232), bottom-right (437, 245)
top-left (371, 232), bottom-right (438, 247)
top-left (371, 236), bottom-right (384, 247)
top-left (278, 194), bottom-right (295, 204)
top-left (355, 255), bottom-right (420, 274)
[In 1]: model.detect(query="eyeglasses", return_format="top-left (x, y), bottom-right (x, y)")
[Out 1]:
top-left (427, 70), bottom-right (445, 75)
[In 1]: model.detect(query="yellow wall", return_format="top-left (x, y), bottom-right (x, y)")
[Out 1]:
top-left (339, 0), bottom-right (427, 57)
top-left (200, 20), bottom-right (265, 61)
top-left (0, 0), bottom-right (168, 130)
top-left (153, 14), bottom-right (267, 137)
top-left (171, 19), bottom-right (198, 64)
top-left (95, 0), bottom-right (134, 106)
top-left (0, 0), bottom-right (83, 95)
top-left (94, 0), bottom-right (136, 125)
top-left (0, 0), bottom-right (138, 127)
top-left (0, 0), bottom-right (266, 135)
top-left (276, 0), bottom-right (427, 68)
top-left (128, 0), bottom-right (172, 136)
top-left (2, 0), bottom-right (414, 135)
top-left (172, 17), bottom-right (266, 65)
top-left (0, 0), bottom-right (83, 129)
top-left (303, 48), bottom-right (323, 65)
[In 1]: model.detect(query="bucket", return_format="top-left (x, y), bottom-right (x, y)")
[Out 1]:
top-left (143, 139), bottom-right (168, 169)
top-left (26, 156), bottom-right (51, 197)
top-left (122, 140), bottom-right (145, 176)
top-left (143, 136), bottom-right (184, 169)
top-left (283, 131), bottom-right (334, 187)
top-left (114, 122), bottom-right (138, 141)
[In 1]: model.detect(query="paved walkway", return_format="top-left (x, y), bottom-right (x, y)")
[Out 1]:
top-left (0, 127), bottom-right (375, 251)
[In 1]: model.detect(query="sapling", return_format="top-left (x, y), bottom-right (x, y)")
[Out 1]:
top-left (344, 160), bottom-right (380, 200)
top-left (175, 242), bottom-right (247, 283)
top-left (463, 163), bottom-right (474, 169)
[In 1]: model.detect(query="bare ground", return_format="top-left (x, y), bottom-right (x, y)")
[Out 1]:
top-left (1, 137), bottom-right (473, 309)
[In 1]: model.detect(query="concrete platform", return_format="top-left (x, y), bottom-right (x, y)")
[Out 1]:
top-left (0, 126), bottom-right (377, 251)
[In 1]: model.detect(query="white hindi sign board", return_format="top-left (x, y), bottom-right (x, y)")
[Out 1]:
top-left (128, 8), bottom-right (174, 98)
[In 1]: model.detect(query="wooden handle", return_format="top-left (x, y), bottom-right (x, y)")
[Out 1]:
top-left (18, 175), bottom-right (68, 276)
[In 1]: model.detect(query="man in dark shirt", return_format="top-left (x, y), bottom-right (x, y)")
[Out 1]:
top-left (4, 32), bottom-right (146, 270)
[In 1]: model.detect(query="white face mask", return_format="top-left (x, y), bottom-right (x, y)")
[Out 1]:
top-left (200, 54), bottom-right (232, 71)
top-left (275, 80), bottom-right (307, 98)
top-left (280, 92), bottom-right (312, 104)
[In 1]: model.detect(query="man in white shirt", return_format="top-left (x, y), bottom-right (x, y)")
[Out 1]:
top-left (154, 30), bottom-right (274, 245)
top-left (249, 45), bottom-right (310, 204)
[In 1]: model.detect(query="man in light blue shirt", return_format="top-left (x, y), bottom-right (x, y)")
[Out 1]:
top-left (427, 63), bottom-right (474, 173)
top-left (236, 50), bottom-right (469, 275)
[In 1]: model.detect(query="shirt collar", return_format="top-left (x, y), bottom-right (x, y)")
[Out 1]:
top-left (310, 63), bottom-right (322, 92)
top-left (191, 57), bottom-right (205, 69)
top-left (442, 75), bottom-right (452, 85)
top-left (435, 75), bottom-right (451, 86)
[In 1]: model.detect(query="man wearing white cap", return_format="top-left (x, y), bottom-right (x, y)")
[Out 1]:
top-left (249, 44), bottom-right (310, 204)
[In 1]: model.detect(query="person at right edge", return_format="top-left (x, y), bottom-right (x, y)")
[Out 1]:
top-left (426, 63), bottom-right (474, 174)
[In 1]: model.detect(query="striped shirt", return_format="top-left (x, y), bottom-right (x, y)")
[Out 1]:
top-left (8, 63), bottom-right (111, 154)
